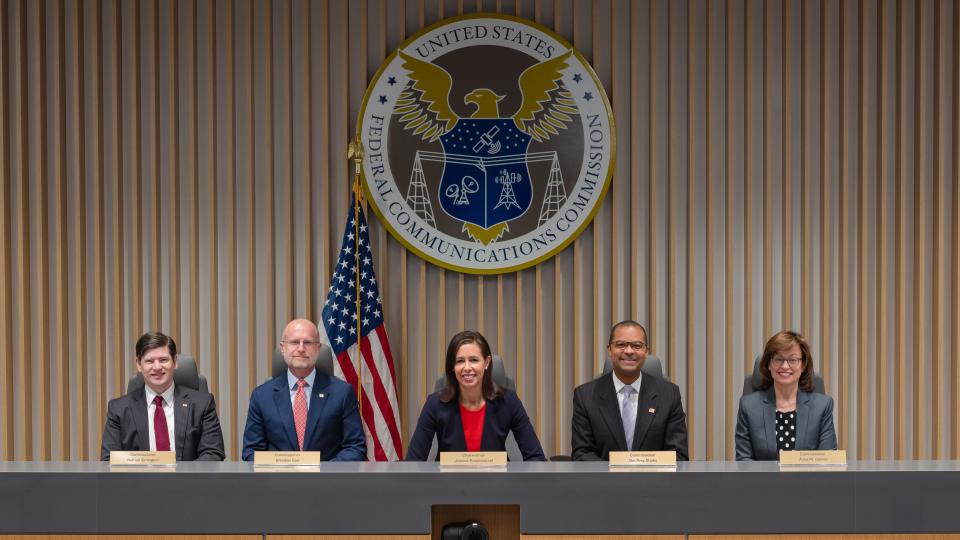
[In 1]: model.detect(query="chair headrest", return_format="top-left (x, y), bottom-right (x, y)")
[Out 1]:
top-left (601, 354), bottom-right (666, 380)
top-left (433, 354), bottom-right (516, 393)
top-left (271, 344), bottom-right (336, 380)
top-left (126, 354), bottom-right (202, 394)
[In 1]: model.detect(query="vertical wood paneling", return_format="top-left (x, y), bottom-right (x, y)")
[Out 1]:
top-left (952, 0), bottom-right (960, 460)
top-left (931, 0), bottom-right (946, 460)
top-left (856, 0), bottom-right (867, 460)
top-left (64, 0), bottom-right (84, 459)
top-left (912, 0), bottom-right (926, 459)
top-left (838, 0), bottom-right (851, 453)
top-left (31, 0), bottom-right (52, 460)
top-left (0, 0), bottom-right (13, 462)
top-left (13, 0), bottom-right (32, 461)
top-left (2, 0), bottom-right (959, 460)
top-left (894, 0), bottom-right (908, 459)
top-left (48, 0), bottom-right (68, 460)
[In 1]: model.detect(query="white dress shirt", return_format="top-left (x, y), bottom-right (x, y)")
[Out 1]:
top-left (145, 384), bottom-right (176, 451)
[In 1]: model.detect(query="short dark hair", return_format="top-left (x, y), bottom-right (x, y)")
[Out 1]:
top-left (759, 330), bottom-right (814, 392)
top-left (439, 330), bottom-right (502, 403)
top-left (135, 331), bottom-right (177, 360)
top-left (608, 320), bottom-right (648, 346)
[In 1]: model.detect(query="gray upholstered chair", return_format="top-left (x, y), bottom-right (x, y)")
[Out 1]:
top-left (126, 354), bottom-right (208, 394)
top-left (741, 355), bottom-right (825, 395)
top-left (428, 354), bottom-right (522, 461)
top-left (271, 343), bottom-right (336, 380)
top-left (600, 354), bottom-right (667, 380)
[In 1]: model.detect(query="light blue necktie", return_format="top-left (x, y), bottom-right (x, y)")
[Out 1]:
top-left (621, 386), bottom-right (636, 450)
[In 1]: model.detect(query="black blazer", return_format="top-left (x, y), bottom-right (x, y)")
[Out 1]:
top-left (735, 388), bottom-right (838, 461)
top-left (405, 389), bottom-right (546, 461)
top-left (100, 385), bottom-right (225, 461)
top-left (571, 372), bottom-right (689, 461)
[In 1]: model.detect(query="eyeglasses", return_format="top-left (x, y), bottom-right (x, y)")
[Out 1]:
top-left (770, 356), bottom-right (803, 368)
top-left (612, 341), bottom-right (647, 352)
top-left (282, 339), bottom-right (321, 349)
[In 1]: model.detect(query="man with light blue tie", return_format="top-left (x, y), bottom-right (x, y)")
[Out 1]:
top-left (241, 319), bottom-right (366, 461)
top-left (571, 320), bottom-right (689, 461)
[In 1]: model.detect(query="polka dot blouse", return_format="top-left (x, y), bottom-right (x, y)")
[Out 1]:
top-left (776, 410), bottom-right (797, 452)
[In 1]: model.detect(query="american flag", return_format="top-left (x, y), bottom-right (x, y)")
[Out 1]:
top-left (319, 195), bottom-right (403, 461)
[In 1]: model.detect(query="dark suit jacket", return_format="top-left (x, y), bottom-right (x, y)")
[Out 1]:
top-left (735, 388), bottom-right (838, 461)
top-left (241, 369), bottom-right (366, 461)
top-left (405, 389), bottom-right (546, 461)
top-left (100, 385), bottom-right (225, 461)
top-left (571, 372), bottom-right (688, 461)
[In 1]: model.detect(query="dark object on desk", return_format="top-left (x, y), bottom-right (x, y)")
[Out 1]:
top-left (442, 521), bottom-right (488, 540)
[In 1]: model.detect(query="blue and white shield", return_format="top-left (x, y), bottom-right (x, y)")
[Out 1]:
top-left (437, 119), bottom-right (533, 234)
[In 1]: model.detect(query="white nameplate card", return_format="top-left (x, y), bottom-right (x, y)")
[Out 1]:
top-left (608, 451), bottom-right (677, 468)
top-left (109, 451), bottom-right (176, 467)
top-left (779, 449), bottom-right (847, 467)
top-left (254, 451), bottom-right (322, 467)
top-left (439, 451), bottom-right (507, 467)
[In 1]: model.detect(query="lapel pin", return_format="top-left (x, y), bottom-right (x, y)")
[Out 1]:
top-left (182, 403), bottom-right (188, 407)
top-left (648, 408), bottom-right (656, 414)
top-left (318, 393), bottom-right (325, 399)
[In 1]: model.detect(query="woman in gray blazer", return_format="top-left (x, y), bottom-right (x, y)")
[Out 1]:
top-left (735, 331), bottom-right (837, 461)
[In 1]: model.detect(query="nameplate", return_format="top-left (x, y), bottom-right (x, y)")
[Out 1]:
top-left (439, 451), bottom-right (507, 467)
top-left (253, 451), bottom-right (322, 467)
top-left (109, 451), bottom-right (176, 467)
top-left (779, 449), bottom-right (847, 467)
top-left (609, 451), bottom-right (677, 467)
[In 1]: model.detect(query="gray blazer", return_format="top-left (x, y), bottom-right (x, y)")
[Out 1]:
top-left (735, 388), bottom-right (837, 461)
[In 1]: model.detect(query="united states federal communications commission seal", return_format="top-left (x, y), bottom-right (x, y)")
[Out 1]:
top-left (358, 14), bottom-right (615, 274)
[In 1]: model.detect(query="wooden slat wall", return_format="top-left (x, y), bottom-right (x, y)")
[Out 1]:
top-left (0, 0), bottom-right (958, 461)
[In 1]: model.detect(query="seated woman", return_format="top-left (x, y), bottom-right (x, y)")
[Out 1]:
top-left (735, 330), bottom-right (838, 461)
top-left (406, 330), bottom-right (546, 461)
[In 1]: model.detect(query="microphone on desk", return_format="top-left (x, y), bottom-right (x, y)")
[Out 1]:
top-left (441, 521), bottom-right (489, 540)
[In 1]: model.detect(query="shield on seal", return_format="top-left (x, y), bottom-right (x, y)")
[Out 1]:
top-left (437, 119), bottom-right (533, 243)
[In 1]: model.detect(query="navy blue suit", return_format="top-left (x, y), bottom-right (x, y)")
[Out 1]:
top-left (405, 389), bottom-right (546, 461)
top-left (241, 369), bottom-right (366, 461)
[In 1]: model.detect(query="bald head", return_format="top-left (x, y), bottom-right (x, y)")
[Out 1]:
top-left (280, 319), bottom-right (322, 378)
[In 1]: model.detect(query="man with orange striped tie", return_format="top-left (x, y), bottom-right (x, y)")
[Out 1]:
top-left (241, 319), bottom-right (366, 461)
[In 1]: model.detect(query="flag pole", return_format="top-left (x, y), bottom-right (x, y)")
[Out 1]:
top-left (348, 137), bottom-right (365, 415)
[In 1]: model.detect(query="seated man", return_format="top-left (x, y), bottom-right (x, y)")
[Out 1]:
top-left (242, 318), bottom-right (366, 461)
top-left (571, 320), bottom-right (689, 460)
top-left (100, 331), bottom-right (225, 461)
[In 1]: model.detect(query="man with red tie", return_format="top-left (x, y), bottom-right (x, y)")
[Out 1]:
top-left (241, 319), bottom-right (366, 461)
top-left (100, 332), bottom-right (225, 461)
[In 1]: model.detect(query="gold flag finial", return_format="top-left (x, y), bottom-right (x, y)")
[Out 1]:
top-left (347, 137), bottom-right (364, 174)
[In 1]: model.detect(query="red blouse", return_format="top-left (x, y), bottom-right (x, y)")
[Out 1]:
top-left (459, 401), bottom-right (486, 452)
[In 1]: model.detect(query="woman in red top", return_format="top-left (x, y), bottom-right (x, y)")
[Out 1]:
top-left (405, 330), bottom-right (546, 461)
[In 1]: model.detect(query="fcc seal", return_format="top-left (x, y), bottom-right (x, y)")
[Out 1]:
top-left (358, 14), bottom-right (614, 274)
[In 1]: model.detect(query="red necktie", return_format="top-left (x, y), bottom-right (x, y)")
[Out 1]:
top-left (294, 379), bottom-right (308, 450)
top-left (153, 394), bottom-right (171, 451)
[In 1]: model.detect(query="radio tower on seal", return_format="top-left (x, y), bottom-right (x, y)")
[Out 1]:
top-left (537, 153), bottom-right (566, 226)
top-left (494, 169), bottom-right (521, 211)
top-left (406, 153), bottom-right (437, 227)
